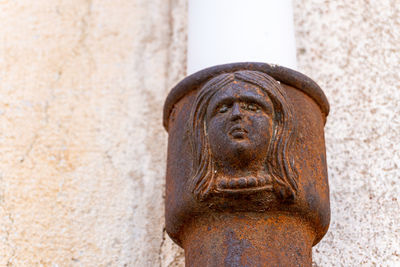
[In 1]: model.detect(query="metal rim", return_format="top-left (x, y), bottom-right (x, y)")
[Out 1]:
top-left (163, 62), bottom-right (330, 131)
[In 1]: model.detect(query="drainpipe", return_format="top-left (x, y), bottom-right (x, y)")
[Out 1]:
top-left (187, 0), bottom-right (297, 74)
top-left (163, 2), bottom-right (330, 267)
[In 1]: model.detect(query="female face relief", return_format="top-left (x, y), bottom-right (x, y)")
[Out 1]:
top-left (206, 81), bottom-right (275, 192)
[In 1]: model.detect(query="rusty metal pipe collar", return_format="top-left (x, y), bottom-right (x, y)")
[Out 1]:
top-left (163, 62), bottom-right (330, 266)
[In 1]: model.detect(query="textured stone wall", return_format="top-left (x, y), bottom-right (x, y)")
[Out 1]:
top-left (1, 0), bottom-right (399, 266)
top-left (0, 0), bottom-right (186, 266)
top-left (294, 0), bottom-right (400, 266)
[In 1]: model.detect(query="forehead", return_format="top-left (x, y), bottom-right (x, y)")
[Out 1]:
top-left (210, 80), bottom-right (271, 104)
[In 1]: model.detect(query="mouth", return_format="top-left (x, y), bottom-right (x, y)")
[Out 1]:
top-left (216, 176), bottom-right (273, 194)
top-left (229, 125), bottom-right (248, 139)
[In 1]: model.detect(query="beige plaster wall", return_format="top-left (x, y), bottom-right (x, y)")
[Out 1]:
top-left (1, 0), bottom-right (399, 266)
top-left (294, 0), bottom-right (400, 266)
top-left (0, 0), bottom-right (186, 266)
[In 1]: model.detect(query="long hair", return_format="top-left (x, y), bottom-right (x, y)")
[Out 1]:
top-left (188, 70), bottom-right (298, 201)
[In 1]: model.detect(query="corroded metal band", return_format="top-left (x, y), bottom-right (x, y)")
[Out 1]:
top-left (163, 62), bottom-right (330, 131)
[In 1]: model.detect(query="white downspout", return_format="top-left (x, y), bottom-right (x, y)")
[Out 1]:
top-left (187, 0), bottom-right (297, 74)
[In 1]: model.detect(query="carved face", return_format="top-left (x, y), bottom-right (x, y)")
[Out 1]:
top-left (189, 70), bottom-right (298, 201)
top-left (206, 81), bottom-right (274, 191)
top-left (205, 81), bottom-right (274, 191)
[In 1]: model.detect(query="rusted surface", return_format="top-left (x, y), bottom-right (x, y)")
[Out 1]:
top-left (163, 63), bottom-right (330, 266)
top-left (183, 213), bottom-right (314, 266)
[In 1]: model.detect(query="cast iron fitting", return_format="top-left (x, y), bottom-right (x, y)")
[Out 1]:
top-left (163, 62), bottom-right (330, 267)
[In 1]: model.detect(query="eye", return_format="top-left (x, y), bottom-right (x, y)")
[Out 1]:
top-left (218, 104), bottom-right (229, 113)
top-left (242, 103), bottom-right (261, 112)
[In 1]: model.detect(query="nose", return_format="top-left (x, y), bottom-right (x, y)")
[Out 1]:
top-left (230, 103), bottom-right (243, 121)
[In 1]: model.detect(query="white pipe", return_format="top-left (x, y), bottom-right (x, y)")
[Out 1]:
top-left (188, 0), bottom-right (297, 74)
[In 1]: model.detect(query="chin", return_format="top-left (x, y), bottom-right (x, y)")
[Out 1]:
top-left (231, 136), bottom-right (256, 149)
top-left (227, 139), bottom-right (248, 153)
